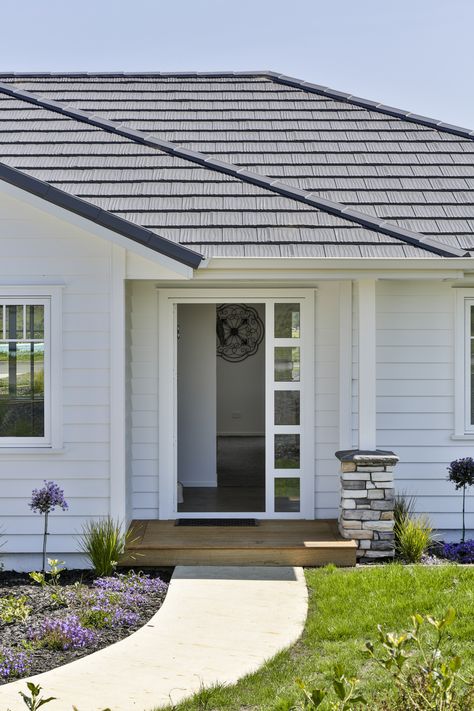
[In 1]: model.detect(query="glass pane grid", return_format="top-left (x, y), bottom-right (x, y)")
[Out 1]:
top-left (275, 303), bottom-right (300, 339)
top-left (0, 302), bottom-right (46, 438)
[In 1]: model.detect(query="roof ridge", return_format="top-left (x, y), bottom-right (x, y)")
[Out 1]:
top-left (0, 80), bottom-right (467, 259)
top-left (3, 69), bottom-right (472, 142)
top-left (0, 161), bottom-right (202, 268)
top-left (266, 72), bottom-right (474, 142)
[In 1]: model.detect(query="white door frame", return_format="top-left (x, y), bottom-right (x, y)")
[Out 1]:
top-left (158, 288), bottom-right (315, 519)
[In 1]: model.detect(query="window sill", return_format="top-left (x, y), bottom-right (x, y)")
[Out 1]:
top-left (451, 435), bottom-right (474, 441)
top-left (0, 447), bottom-right (65, 455)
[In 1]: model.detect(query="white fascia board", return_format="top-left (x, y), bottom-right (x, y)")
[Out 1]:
top-left (0, 180), bottom-right (193, 279)
top-left (195, 258), bottom-right (467, 282)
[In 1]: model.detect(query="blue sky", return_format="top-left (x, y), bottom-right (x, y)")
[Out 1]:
top-left (1, 0), bottom-right (473, 127)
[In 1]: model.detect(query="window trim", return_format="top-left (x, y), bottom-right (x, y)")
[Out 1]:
top-left (0, 286), bottom-right (62, 449)
top-left (454, 288), bottom-right (474, 436)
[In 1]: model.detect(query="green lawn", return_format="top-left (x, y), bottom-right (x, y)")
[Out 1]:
top-left (156, 564), bottom-right (474, 710)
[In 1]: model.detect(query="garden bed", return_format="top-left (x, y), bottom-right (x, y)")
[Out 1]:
top-left (0, 567), bottom-right (172, 684)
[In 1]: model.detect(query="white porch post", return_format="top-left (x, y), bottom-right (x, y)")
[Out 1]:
top-left (357, 279), bottom-right (377, 451)
top-left (109, 245), bottom-right (127, 522)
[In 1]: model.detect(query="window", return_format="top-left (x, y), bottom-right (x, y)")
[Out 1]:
top-left (0, 298), bottom-right (51, 446)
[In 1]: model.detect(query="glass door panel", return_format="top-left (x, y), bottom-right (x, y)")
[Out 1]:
top-left (266, 299), bottom-right (308, 517)
top-left (274, 390), bottom-right (300, 425)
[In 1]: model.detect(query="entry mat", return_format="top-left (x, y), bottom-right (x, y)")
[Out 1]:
top-left (175, 518), bottom-right (258, 527)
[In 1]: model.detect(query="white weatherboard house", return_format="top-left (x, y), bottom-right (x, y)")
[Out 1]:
top-left (0, 71), bottom-right (474, 570)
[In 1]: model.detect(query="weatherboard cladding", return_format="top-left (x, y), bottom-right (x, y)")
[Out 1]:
top-left (0, 73), bottom-right (472, 258)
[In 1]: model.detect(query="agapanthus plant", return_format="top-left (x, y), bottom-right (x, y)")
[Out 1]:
top-left (447, 458), bottom-right (474, 543)
top-left (29, 481), bottom-right (68, 571)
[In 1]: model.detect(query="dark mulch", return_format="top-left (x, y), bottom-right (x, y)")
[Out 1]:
top-left (0, 567), bottom-right (173, 684)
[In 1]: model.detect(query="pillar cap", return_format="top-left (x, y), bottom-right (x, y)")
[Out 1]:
top-left (335, 449), bottom-right (399, 466)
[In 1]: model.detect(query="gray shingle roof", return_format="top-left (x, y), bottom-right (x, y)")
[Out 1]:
top-left (0, 72), bottom-right (472, 260)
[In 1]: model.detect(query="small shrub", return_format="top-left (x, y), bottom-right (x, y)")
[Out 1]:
top-left (447, 457), bottom-right (474, 542)
top-left (394, 514), bottom-right (433, 563)
top-left (443, 539), bottom-right (474, 564)
top-left (30, 615), bottom-right (96, 651)
top-left (17, 683), bottom-right (111, 711)
top-left (77, 518), bottom-right (130, 576)
top-left (0, 595), bottom-right (31, 623)
top-left (29, 559), bottom-right (67, 606)
top-left (275, 665), bottom-right (365, 709)
top-left (29, 481), bottom-right (68, 572)
top-left (19, 682), bottom-right (55, 711)
top-left (0, 646), bottom-right (31, 680)
top-left (365, 608), bottom-right (474, 710)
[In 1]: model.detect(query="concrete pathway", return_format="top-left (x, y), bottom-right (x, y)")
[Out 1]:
top-left (0, 566), bottom-right (308, 711)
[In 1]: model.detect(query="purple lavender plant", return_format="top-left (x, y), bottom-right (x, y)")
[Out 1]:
top-left (447, 458), bottom-right (474, 543)
top-left (0, 647), bottom-right (31, 680)
top-left (30, 481), bottom-right (68, 571)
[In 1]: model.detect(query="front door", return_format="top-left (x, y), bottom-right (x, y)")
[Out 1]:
top-left (158, 290), bottom-right (314, 519)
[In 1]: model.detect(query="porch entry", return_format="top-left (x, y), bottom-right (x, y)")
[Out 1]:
top-left (158, 291), bottom-right (314, 520)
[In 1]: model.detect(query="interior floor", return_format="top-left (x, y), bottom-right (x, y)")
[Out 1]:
top-left (178, 485), bottom-right (265, 513)
top-left (178, 435), bottom-right (265, 513)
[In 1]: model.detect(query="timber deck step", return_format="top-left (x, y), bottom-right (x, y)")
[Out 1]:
top-left (121, 519), bottom-right (357, 567)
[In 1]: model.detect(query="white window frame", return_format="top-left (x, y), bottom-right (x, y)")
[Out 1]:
top-left (0, 286), bottom-right (62, 449)
top-left (454, 289), bottom-right (474, 437)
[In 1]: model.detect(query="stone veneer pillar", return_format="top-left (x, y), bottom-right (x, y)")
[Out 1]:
top-left (335, 449), bottom-right (399, 562)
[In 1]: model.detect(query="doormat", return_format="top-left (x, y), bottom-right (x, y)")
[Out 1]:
top-left (175, 518), bottom-right (258, 526)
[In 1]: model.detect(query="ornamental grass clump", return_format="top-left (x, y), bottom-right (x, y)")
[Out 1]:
top-left (29, 481), bottom-right (68, 572)
top-left (394, 513), bottom-right (433, 563)
top-left (447, 457), bottom-right (474, 543)
top-left (77, 518), bottom-right (130, 576)
top-left (394, 491), bottom-right (434, 563)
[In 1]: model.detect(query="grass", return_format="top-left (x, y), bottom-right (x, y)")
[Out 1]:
top-left (156, 564), bottom-right (474, 710)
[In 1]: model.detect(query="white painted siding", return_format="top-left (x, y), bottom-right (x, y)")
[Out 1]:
top-left (376, 280), bottom-right (473, 538)
top-left (0, 190), bottom-right (112, 570)
top-left (126, 281), bottom-right (159, 519)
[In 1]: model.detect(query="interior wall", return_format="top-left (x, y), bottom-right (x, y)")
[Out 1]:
top-left (217, 303), bottom-right (265, 436)
top-left (177, 303), bottom-right (217, 487)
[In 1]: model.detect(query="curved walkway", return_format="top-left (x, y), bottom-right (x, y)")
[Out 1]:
top-left (0, 566), bottom-right (308, 711)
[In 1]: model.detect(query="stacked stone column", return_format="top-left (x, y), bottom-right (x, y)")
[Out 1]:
top-left (335, 450), bottom-right (398, 563)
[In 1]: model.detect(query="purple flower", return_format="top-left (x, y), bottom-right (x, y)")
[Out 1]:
top-left (29, 481), bottom-right (68, 514)
top-left (0, 647), bottom-right (30, 679)
top-left (30, 615), bottom-right (96, 650)
top-left (64, 572), bottom-right (168, 631)
top-left (443, 539), bottom-right (474, 564)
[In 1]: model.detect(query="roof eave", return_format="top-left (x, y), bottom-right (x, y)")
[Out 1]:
top-left (0, 162), bottom-right (203, 270)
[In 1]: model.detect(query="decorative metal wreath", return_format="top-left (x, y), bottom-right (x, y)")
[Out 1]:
top-left (216, 304), bottom-right (264, 362)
